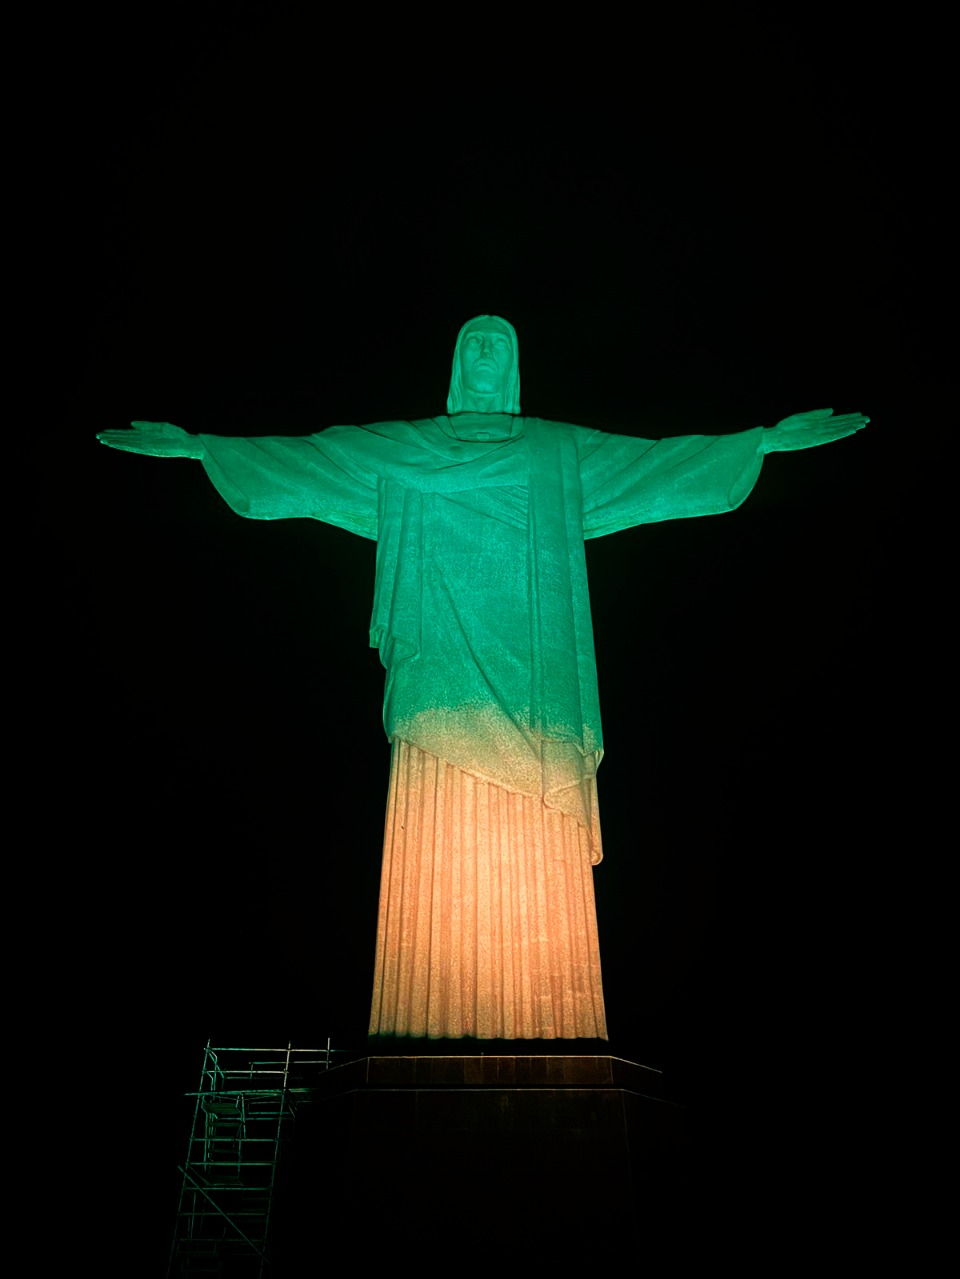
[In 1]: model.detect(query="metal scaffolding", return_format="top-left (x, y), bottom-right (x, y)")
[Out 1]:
top-left (167, 1041), bottom-right (340, 1278)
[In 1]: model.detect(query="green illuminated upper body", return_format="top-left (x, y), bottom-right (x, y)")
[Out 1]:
top-left (97, 317), bottom-right (868, 850)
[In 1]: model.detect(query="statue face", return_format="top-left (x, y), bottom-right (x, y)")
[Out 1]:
top-left (459, 324), bottom-right (515, 404)
top-left (447, 314), bottom-right (520, 416)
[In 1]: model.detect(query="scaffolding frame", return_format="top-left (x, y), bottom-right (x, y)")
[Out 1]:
top-left (166, 1041), bottom-right (341, 1278)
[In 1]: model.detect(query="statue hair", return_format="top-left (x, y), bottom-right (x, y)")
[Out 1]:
top-left (446, 315), bottom-right (521, 415)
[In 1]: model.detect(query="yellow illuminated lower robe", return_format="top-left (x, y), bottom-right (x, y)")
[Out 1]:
top-left (369, 741), bottom-right (607, 1040)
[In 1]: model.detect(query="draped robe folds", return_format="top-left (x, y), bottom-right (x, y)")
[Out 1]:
top-left (199, 415), bottom-right (765, 1038)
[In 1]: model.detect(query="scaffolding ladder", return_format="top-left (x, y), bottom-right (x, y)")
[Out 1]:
top-left (167, 1041), bottom-right (335, 1277)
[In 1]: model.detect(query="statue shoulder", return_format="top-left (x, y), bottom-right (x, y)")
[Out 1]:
top-left (316, 420), bottom-right (420, 448)
top-left (526, 418), bottom-right (604, 449)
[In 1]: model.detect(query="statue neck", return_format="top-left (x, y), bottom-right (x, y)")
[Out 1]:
top-left (443, 413), bottom-right (520, 442)
top-left (459, 389), bottom-right (507, 413)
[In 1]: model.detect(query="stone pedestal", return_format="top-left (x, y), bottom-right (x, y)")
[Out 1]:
top-left (273, 1056), bottom-right (690, 1268)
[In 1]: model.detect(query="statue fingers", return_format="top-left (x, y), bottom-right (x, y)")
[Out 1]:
top-left (97, 431), bottom-right (143, 450)
top-left (810, 425), bottom-right (864, 445)
top-left (803, 412), bottom-right (867, 429)
top-left (795, 413), bottom-right (868, 439)
top-left (130, 420), bottom-right (174, 434)
top-left (813, 415), bottom-right (869, 439)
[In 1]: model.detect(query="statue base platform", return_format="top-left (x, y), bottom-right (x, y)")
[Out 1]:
top-left (272, 1055), bottom-right (690, 1266)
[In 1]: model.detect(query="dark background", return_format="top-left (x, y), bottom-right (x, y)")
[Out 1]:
top-left (60, 9), bottom-right (936, 1271)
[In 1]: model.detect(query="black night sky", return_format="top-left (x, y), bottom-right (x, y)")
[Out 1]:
top-left (64, 11), bottom-right (936, 1271)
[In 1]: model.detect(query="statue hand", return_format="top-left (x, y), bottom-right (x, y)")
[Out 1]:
top-left (96, 421), bottom-right (204, 459)
top-left (762, 409), bottom-right (869, 453)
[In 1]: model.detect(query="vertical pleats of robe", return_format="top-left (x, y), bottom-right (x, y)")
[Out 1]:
top-left (369, 741), bottom-right (608, 1040)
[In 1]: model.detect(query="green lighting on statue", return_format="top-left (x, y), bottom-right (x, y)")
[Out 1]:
top-left (97, 317), bottom-right (869, 1039)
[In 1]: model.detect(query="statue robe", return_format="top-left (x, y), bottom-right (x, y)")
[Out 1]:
top-left (199, 414), bottom-right (765, 1038)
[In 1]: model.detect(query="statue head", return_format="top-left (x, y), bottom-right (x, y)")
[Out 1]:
top-left (446, 315), bottom-right (521, 415)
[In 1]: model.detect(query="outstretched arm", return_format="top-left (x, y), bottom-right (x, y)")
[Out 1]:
top-left (579, 407), bottom-right (868, 538)
top-left (97, 421), bottom-right (205, 458)
top-left (580, 425), bottom-right (768, 538)
top-left (100, 419), bottom-right (380, 538)
top-left (762, 408), bottom-right (869, 452)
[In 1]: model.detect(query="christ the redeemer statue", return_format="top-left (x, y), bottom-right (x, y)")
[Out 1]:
top-left (99, 316), bottom-right (867, 1041)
